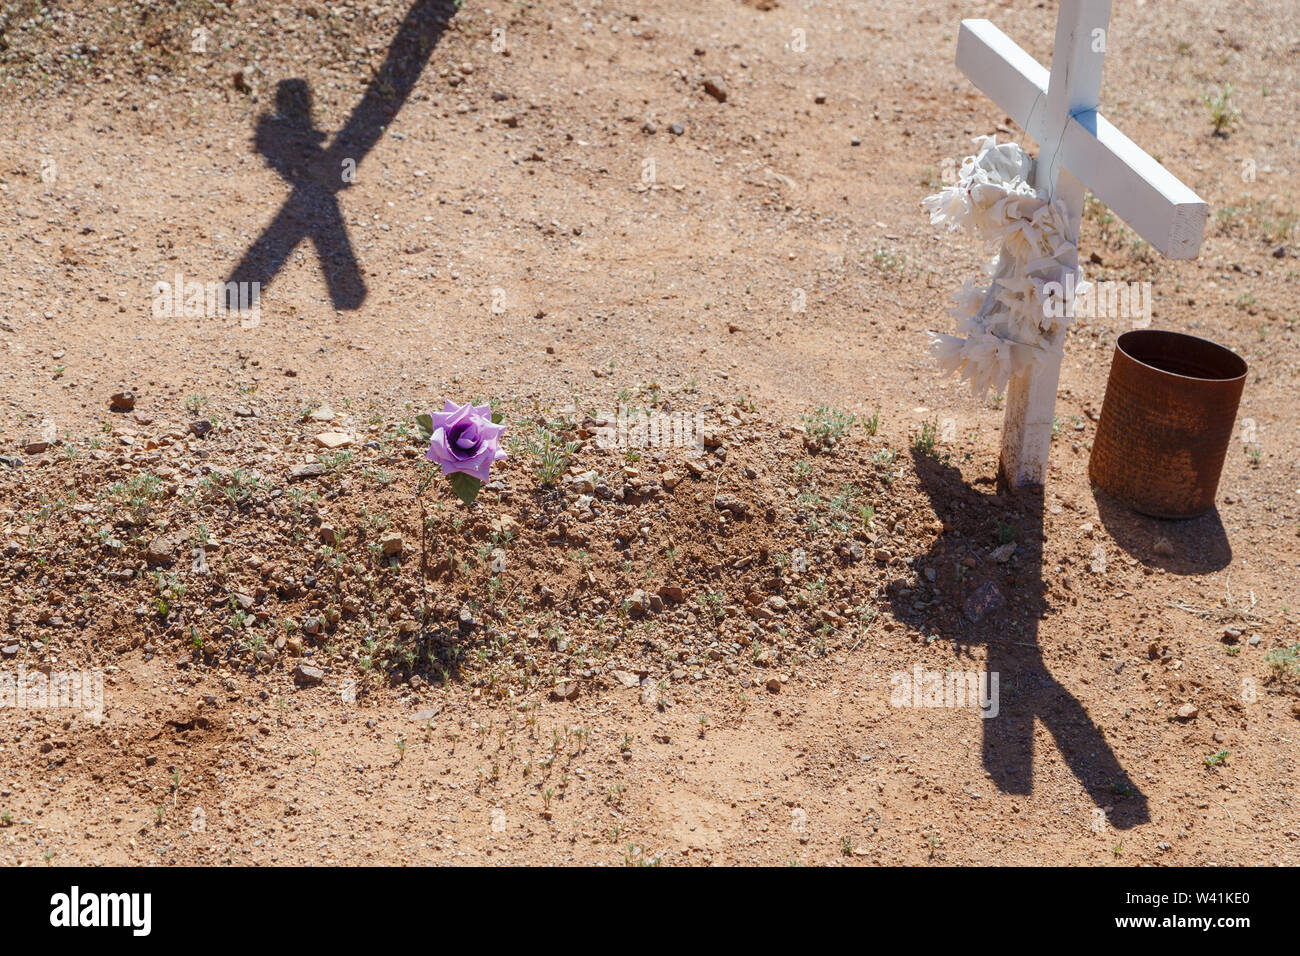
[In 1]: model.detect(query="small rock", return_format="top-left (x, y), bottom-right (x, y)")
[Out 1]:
top-left (294, 664), bottom-right (325, 686)
top-left (669, 121), bottom-right (684, 136)
top-left (1273, 245), bottom-right (1287, 258)
top-left (21, 439), bottom-right (49, 454)
top-left (703, 76), bottom-right (727, 102)
top-left (318, 524), bottom-right (338, 545)
top-left (765, 676), bottom-right (782, 693)
top-left (641, 120), bottom-right (657, 135)
top-left (552, 680), bottom-right (579, 701)
top-left (289, 463), bottom-right (326, 481)
top-left (963, 581), bottom-right (1004, 623)
top-left (989, 542), bottom-right (1017, 563)
top-left (379, 532), bottom-right (403, 557)
top-left (1176, 703), bottom-right (1199, 720)
top-left (713, 493), bottom-right (748, 516)
top-left (145, 536), bottom-right (175, 567)
top-left (659, 585), bottom-right (684, 604)
top-left (189, 419), bottom-right (213, 438)
top-left (110, 390), bottom-right (135, 412)
top-left (309, 404), bottom-right (335, 422)
top-left (612, 670), bottom-right (641, 688)
top-left (490, 808), bottom-right (507, 834)
top-left (626, 588), bottom-right (650, 616)
top-left (314, 431), bottom-right (354, 449)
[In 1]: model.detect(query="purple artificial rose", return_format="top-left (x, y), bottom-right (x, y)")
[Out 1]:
top-left (425, 400), bottom-right (507, 489)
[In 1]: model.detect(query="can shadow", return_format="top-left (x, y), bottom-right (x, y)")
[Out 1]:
top-left (1091, 486), bottom-right (1232, 574)
top-left (886, 449), bottom-right (1150, 830)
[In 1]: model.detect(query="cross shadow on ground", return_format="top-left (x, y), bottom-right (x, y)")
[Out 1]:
top-left (227, 0), bottom-right (457, 310)
top-left (887, 449), bottom-right (1150, 830)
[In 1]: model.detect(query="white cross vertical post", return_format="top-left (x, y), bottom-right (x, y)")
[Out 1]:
top-left (954, 0), bottom-right (1208, 486)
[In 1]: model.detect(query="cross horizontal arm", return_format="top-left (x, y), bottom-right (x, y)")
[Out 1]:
top-left (956, 18), bottom-right (1207, 259)
top-left (1061, 109), bottom-right (1206, 258)
top-left (956, 18), bottom-right (1051, 136)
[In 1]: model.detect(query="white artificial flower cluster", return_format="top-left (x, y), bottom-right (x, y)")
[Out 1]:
top-left (922, 136), bottom-right (1089, 397)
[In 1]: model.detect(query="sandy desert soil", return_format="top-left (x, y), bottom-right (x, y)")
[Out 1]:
top-left (0, 0), bottom-right (1297, 865)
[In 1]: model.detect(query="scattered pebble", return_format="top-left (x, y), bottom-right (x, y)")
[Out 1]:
top-left (294, 664), bottom-right (325, 686)
top-left (963, 581), bottom-right (1004, 623)
top-left (380, 532), bottom-right (403, 557)
top-left (314, 431), bottom-right (354, 449)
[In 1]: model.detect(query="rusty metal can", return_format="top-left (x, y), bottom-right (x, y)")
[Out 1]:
top-left (1089, 329), bottom-right (1246, 519)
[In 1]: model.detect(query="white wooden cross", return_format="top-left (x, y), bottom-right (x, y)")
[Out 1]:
top-left (955, 0), bottom-right (1207, 486)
